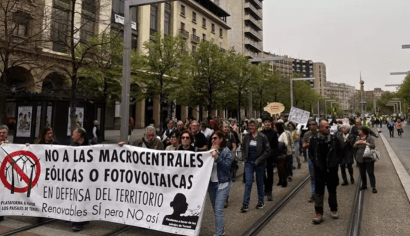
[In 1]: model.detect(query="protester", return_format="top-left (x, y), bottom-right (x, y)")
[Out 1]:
top-left (132, 126), bottom-right (164, 150)
top-left (387, 118), bottom-right (395, 138)
top-left (36, 127), bottom-right (59, 144)
top-left (302, 120), bottom-right (319, 202)
top-left (0, 125), bottom-right (10, 222)
top-left (210, 120), bottom-right (220, 132)
top-left (208, 131), bottom-right (231, 236)
top-left (190, 121), bottom-right (208, 151)
top-left (283, 121), bottom-right (294, 182)
top-left (161, 119), bottom-right (176, 147)
top-left (276, 122), bottom-right (290, 187)
top-left (289, 121), bottom-right (301, 169)
top-left (340, 124), bottom-right (355, 186)
top-left (200, 122), bottom-right (213, 142)
top-left (91, 120), bottom-right (100, 144)
top-left (71, 128), bottom-right (90, 231)
top-left (241, 119), bottom-right (271, 212)
top-left (165, 131), bottom-right (180, 151)
top-left (221, 122), bottom-right (237, 208)
top-left (260, 117), bottom-right (278, 201)
top-left (309, 121), bottom-right (342, 224)
top-left (354, 126), bottom-right (377, 193)
top-left (177, 130), bottom-right (196, 151)
top-left (176, 120), bottom-right (185, 133)
top-left (395, 119), bottom-right (403, 137)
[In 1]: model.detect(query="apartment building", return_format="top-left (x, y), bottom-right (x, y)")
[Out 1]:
top-left (108, 0), bottom-right (231, 128)
top-left (324, 82), bottom-right (356, 111)
top-left (261, 52), bottom-right (293, 78)
top-left (216, 0), bottom-right (263, 58)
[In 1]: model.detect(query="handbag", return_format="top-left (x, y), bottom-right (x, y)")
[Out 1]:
top-left (363, 145), bottom-right (373, 158)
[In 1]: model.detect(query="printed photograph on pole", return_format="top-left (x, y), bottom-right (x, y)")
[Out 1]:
top-left (46, 106), bottom-right (52, 127)
top-left (0, 145), bottom-right (214, 236)
top-left (67, 107), bottom-right (84, 136)
top-left (16, 106), bottom-right (33, 137)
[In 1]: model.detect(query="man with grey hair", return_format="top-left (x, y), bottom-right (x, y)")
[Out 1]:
top-left (161, 119), bottom-right (176, 147)
top-left (0, 125), bottom-right (9, 222)
top-left (133, 126), bottom-right (164, 150)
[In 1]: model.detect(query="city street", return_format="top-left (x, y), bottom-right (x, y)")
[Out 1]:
top-left (1, 126), bottom-right (410, 235)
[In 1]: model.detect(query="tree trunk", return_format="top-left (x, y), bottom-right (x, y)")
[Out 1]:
top-left (159, 75), bottom-right (164, 134)
top-left (207, 88), bottom-right (213, 122)
top-left (69, 0), bottom-right (77, 137)
top-left (237, 91), bottom-right (241, 127)
top-left (0, 59), bottom-right (9, 126)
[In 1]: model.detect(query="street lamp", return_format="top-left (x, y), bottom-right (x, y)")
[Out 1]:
top-left (402, 44), bottom-right (410, 49)
top-left (120, 0), bottom-right (175, 142)
top-left (290, 77), bottom-right (315, 107)
top-left (389, 100), bottom-right (402, 114)
top-left (324, 99), bottom-right (335, 118)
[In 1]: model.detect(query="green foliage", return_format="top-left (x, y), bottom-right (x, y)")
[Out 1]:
top-left (77, 32), bottom-right (123, 105)
top-left (398, 74), bottom-right (410, 109)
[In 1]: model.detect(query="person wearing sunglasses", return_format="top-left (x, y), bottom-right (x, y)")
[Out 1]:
top-left (309, 120), bottom-right (342, 224)
top-left (208, 131), bottom-right (231, 236)
top-left (177, 130), bottom-right (196, 151)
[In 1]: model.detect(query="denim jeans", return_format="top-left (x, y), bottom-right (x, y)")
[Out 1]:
top-left (243, 161), bottom-right (265, 206)
top-left (308, 159), bottom-right (315, 196)
top-left (293, 142), bottom-right (301, 165)
top-left (208, 181), bottom-right (231, 236)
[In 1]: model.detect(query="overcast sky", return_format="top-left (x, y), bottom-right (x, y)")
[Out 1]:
top-left (262, 0), bottom-right (410, 91)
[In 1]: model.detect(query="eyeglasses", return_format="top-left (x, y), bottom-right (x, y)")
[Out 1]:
top-left (211, 137), bottom-right (218, 141)
top-left (181, 136), bottom-right (190, 140)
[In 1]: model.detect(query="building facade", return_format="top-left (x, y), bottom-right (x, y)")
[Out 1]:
top-left (312, 62), bottom-right (326, 96)
top-left (324, 81), bottom-right (356, 111)
top-left (262, 52), bottom-right (294, 78)
top-left (216, 0), bottom-right (263, 58)
top-left (107, 0), bottom-right (231, 129)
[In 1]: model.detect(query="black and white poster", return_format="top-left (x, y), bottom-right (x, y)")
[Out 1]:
top-left (67, 107), bottom-right (84, 136)
top-left (16, 106), bottom-right (32, 137)
top-left (288, 107), bottom-right (310, 125)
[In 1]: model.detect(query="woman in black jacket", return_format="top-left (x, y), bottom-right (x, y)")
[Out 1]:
top-left (354, 126), bottom-right (377, 193)
top-left (36, 127), bottom-right (59, 144)
top-left (340, 124), bottom-right (355, 185)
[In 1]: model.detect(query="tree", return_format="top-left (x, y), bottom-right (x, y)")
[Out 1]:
top-left (176, 41), bottom-right (228, 122)
top-left (141, 32), bottom-right (188, 132)
top-left (0, 0), bottom-right (52, 124)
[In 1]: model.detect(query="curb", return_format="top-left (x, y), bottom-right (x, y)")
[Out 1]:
top-left (379, 129), bottom-right (410, 203)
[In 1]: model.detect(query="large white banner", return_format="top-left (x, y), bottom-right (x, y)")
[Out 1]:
top-left (288, 107), bottom-right (310, 125)
top-left (0, 144), bottom-right (214, 236)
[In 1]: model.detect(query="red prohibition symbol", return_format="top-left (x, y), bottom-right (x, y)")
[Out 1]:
top-left (0, 150), bottom-right (41, 193)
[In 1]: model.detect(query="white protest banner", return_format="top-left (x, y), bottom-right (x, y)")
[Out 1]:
top-left (330, 125), bottom-right (338, 135)
top-left (288, 107), bottom-right (310, 125)
top-left (0, 144), bottom-right (214, 236)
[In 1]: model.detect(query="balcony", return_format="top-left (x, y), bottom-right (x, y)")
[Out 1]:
top-left (244, 3), bottom-right (262, 20)
top-left (244, 50), bottom-right (259, 59)
top-left (244, 26), bottom-right (262, 41)
top-left (244, 14), bottom-right (262, 31)
top-left (179, 29), bottom-right (189, 39)
top-left (191, 34), bottom-right (200, 43)
top-left (248, 0), bottom-right (262, 9)
top-left (244, 39), bottom-right (263, 52)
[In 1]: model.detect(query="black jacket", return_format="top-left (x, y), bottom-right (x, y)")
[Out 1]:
top-left (261, 129), bottom-right (278, 161)
top-left (242, 132), bottom-right (271, 166)
top-left (309, 133), bottom-right (342, 170)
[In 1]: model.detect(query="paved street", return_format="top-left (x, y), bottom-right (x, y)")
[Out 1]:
top-left (2, 126), bottom-right (410, 235)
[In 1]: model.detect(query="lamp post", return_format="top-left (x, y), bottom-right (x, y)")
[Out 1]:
top-left (331, 101), bottom-right (338, 116)
top-left (389, 100), bottom-right (402, 114)
top-left (324, 99), bottom-right (335, 118)
top-left (290, 77), bottom-right (315, 107)
top-left (120, 0), bottom-right (175, 142)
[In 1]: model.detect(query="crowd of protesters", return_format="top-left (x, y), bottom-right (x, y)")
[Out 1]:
top-left (0, 112), bottom-right (399, 235)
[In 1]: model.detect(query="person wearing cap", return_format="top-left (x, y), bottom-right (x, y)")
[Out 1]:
top-left (260, 117), bottom-right (278, 201)
top-left (309, 120), bottom-right (342, 224)
top-left (240, 119), bottom-right (271, 212)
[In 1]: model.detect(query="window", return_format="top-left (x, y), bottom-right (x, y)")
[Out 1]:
top-left (202, 18), bottom-right (206, 28)
top-left (51, 0), bottom-right (70, 52)
top-left (211, 23), bottom-right (215, 33)
top-left (219, 28), bottom-right (223, 38)
top-left (192, 45), bottom-right (196, 52)
top-left (112, 0), bottom-right (138, 24)
top-left (181, 22), bottom-right (185, 30)
top-left (150, 4), bottom-right (158, 35)
top-left (164, 2), bottom-right (171, 35)
top-left (13, 12), bottom-right (29, 37)
top-left (181, 5), bottom-right (185, 16)
top-left (192, 28), bottom-right (196, 36)
top-left (192, 11), bottom-right (196, 23)
top-left (202, 33), bottom-right (206, 41)
top-left (132, 34), bottom-right (138, 49)
top-left (80, 15), bottom-right (95, 43)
